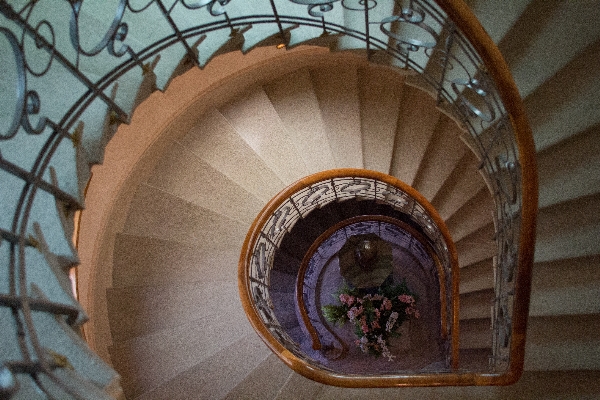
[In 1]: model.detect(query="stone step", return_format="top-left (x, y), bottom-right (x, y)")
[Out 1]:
top-left (459, 318), bottom-right (492, 349)
top-left (145, 140), bottom-right (265, 226)
top-left (498, 0), bottom-right (600, 99)
top-left (412, 115), bottom-right (469, 202)
top-left (445, 187), bottom-right (495, 242)
top-left (431, 151), bottom-right (486, 221)
top-left (358, 65), bottom-right (406, 174)
top-left (219, 87), bottom-right (310, 185)
top-left (122, 183), bottom-right (248, 247)
top-left (109, 308), bottom-right (255, 398)
top-left (107, 281), bottom-right (240, 342)
top-left (176, 107), bottom-right (286, 204)
top-left (535, 192), bottom-right (600, 264)
top-left (224, 353), bottom-right (293, 400)
top-left (524, 38), bottom-right (600, 152)
top-left (389, 86), bottom-right (441, 186)
top-left (310, 60), bottom-right (364, 169)
top-left (264, 68), bottom-right (337, 174)
top-left (537, 123), bottom-right (600, 208)
top-left (455, 224), bottom-right (496, 268)
top-left (112, 233), bottom-right (239, 288)
top-left (525, 314), bottom-right (600, 371)
top-left (460, 289), bottom-right (494, 320)
top-left (135, 333), bottom-right (270, 400)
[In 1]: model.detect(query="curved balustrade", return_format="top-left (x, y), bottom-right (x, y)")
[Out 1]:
top-left (296, 216), bottom-right (450, 363)
top-left (0, 0), bottom-right (536, 395)
top-left (239, 169), bottom-right (460, 384)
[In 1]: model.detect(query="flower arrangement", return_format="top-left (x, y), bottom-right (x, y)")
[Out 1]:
top-left (321, 281), bottom-right (419, 361)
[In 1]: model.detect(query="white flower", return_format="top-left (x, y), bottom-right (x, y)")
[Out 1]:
top-left (386, 311), bottom-right (399, 332)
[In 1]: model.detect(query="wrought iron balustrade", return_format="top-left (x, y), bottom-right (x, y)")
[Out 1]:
top-left (239, 169), bottom-right (460, 384)
top-left (1, 0), bottom-right (536, 395)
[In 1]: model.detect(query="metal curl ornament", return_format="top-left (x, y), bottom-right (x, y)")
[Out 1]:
top-left (379, 7), bottom-right (438, 54)
top-left (127, 0), bottom-right (156, 13)
top-left (69, 0), bottom-right (127, 57)
top-left (22, 19), bottom-right (56, 77)
top-left (289, 0), bottom-right (341, 17)
top-left (180, 0), bottom-right (233, 16)
top-left (108, 22), bottom-right (131, 57)
top-left (21, 90), bottom-right (50, 135)
top-left (451, 77), bottom-right (496, 123)
top-left (0, 28), bottom-right (26, 140)
top-left (341, 0), bottom-right (378, 11)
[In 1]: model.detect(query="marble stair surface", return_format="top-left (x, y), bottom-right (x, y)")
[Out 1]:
top-left (96, 1), bottom-right (600, 398)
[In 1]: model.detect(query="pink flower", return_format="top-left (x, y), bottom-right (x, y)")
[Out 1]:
top-left (339, 293), bottom-right (354, 305)
top-left (371, 320), bottom-right (381, 329)
top-left (381, 298), bottom-right (392, 310)
top-left (398, 294), bottom-right (414, 304)
top-left (362, 324), bottom-right (369, 334)
top-left (375, 308), bottom-right (381, 319)
top-left (406, 307), bottom-right (420, 318)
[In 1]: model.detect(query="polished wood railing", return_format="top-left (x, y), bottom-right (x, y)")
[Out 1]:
top-left (239, 169), bottom-right (461, 384)
top-left (296, 215), bottom-right (453, 357)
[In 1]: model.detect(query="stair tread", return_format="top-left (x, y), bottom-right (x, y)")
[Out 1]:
top-left (499, 0), bottom-right (600, 99)
top-left (535, 192), bottom-right (600, 263)
top-left (537, 124), bottom-right (600, 208)
top-left (225, 353), bottom-right (293, 400)
top-left (136, 333), bottom-right (269, 400)
top-left (146, 140), bottom-right (265, 225)
top-left (389, 86), bottom-right (440, 185)
top-left (311, 62), bottom-right (364, 169)
top-left (460, 289), bottom-right (494, 320)
top-left (524, 39), bottom-right (600, 152)
top-left (219, 87), bottom-right (310, 184)
top-left (412, 116), bottom-right (469, 201)
top-left (264, 68), bottom-right (337, 174)
top-left (109, 307), bottom-right (254, 398)
top-left (358, 65), bottom-right (405, 174)
top-left (122, 183), bottom-right (248, 246)
top-left (431, 151), bottom-right (486, 220)
top-left (177, 107), bottom-right (286, 203)
top-left (525, 314), bottom-right (600, 371)
top-left (107, 280), bottom-right (239, 341)
top-left (455, 224), bottom-right (496, 268)
top-left (530, 255), bottom-right (600, 317)
top-left (112, 232), bottom-right (241, 288)
top-left (445, 188), bottom-right (495, 242)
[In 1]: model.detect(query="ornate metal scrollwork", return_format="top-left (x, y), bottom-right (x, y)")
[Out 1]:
top-left (298, 184), bottom-right (331, 207)
top-left (0, 28), bottom-right (27, 140)
top-left (341, 0), bottom-right (378, 12)
top-left (179, 0), bottom-right (233, 16)
top-left (338, 179), bottom-right (371, 195)
top-left (289, 0), bottom-right (342, 18)
top-left (379, 5), bottom-right (438, 54)
top-left (451, 77), bottom-right (496, 123)
top-left (268, 206), bottom-right (292, 239)
top-left (252, 242), bottom-right (268, 280)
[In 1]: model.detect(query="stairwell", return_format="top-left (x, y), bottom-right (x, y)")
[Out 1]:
top-left (2, 0), bottom-right (600, 398)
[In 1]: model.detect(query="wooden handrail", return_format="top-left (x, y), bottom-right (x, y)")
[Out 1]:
top-left (239, 169), bottom-right (462, 384)
top-left (296, 215), bottom-right (452, 355)
top-left (239, 0), bottom-right (537, 386)
top-left (436, 0), bottom-right (538, 385)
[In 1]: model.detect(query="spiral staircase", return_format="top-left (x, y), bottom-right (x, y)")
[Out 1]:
top-left (2, 0), bottom-right (600, 398)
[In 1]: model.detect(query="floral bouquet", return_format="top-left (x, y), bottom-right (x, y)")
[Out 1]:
top-left (321, 281), bottom-right (419, 361)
